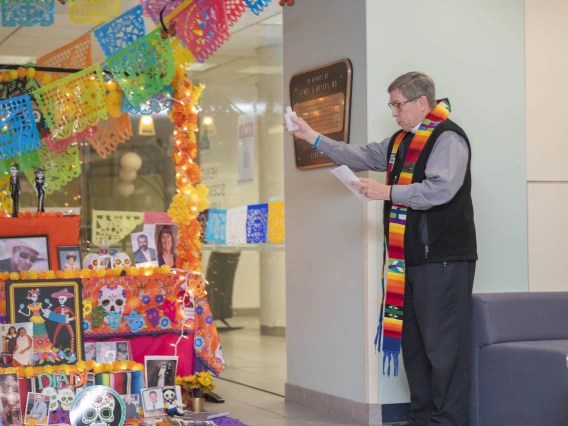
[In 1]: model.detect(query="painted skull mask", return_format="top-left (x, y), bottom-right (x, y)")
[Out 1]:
top-left (58, 388), bottom-right (75, 410)
top-left (41, 387), bottom-right (58, 410)
top-left (81, 392), bottom-right (115, 426)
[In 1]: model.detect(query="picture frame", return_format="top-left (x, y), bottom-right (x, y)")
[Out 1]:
top-left (121, 394), bottom-right (140, 419)
top-left (95, 341), bottom-right (131, 363)
top-left (56, 246), bottom-right (82, 272)
top-left (6, 279), bottom-right (84, 365)
top-left (130, 231), bottom-right (158, 267)
top-left (0, 322), bottom-right (34, 367)
top-left (0, 372), bottom-right (22, 426)
top-left (0, 235), bottom-right (50, 273)
top-left (140, 387), bottom-right (165, 417)
top-left (144, 355), bottom-right (178, 388)
top-left (25, 392), bottom-right (52, 425)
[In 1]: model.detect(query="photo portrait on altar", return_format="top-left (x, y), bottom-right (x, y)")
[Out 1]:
top-left (0, 372), bottom-right (22, 426)
top-left (1, 322), bottom-right (34, 367)
top-left (56, 246), bottom-right (82, 271)
top-left (121, 394), bottom-right (140, 419)
top-left (24, 393), bottom-right (52, 426)
top-left (144, 356), bottom-right (178, 387)
top-left (0, 236), bottom-right (50, 273)
top-left (140, 388), bottom-right (165, 417)
top-left (154, 224), bottom-right (178, 268)
top-left (131, 231), bottom-right (158, 267)
top-left (6, 280), bottom-right (83, 366)
top-left (95, 341), bottom-right (131, 363)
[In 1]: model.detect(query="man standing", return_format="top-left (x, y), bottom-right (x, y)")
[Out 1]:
top-left (134, 234), bottom-right (157, 265)
top-left (9, 164), bottom-right (21, 218)
top-left (0, 240), bottom-right (41, 273)
top-left (284, 72), bottom-right (477, 426)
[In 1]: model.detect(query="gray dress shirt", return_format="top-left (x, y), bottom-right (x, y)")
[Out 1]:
top-left (316, 131), bottom-right (469, 210)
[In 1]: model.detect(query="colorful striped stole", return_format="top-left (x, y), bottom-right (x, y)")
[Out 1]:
top-left (377, 99), bottom-right (451, 376)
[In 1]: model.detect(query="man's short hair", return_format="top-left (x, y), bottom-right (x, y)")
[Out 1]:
top-left (149, 391), bottom-right (157, 396)
top-left (388, 72), bottom-right (437, 109)
top-left (138, 235), bottom-right (148, 241)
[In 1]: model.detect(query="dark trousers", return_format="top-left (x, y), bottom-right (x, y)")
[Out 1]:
top-left (402, 261), bottom-right (476, 426)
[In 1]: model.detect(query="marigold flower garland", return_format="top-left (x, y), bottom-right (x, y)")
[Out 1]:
top-left (0, 359), bottom-right (144, 378)
top-left (167, 62), bottom-right (209, 273)
top-left (0, 265), bottom-right (171, 281)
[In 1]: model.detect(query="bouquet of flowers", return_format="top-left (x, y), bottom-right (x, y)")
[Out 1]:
top-left (175, 372), bottom-right (215, 404)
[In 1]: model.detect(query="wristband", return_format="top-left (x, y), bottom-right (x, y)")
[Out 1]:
top-left (313, 133), bottom-right (322, 149)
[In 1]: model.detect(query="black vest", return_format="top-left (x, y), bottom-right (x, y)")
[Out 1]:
top-left (383, 119), bottom-right (478, 265)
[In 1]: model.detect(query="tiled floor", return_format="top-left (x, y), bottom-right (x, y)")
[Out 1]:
top-left (215, 315), bottom-right (287, 395)
top-left (206, 379), bottom-right (366, 426)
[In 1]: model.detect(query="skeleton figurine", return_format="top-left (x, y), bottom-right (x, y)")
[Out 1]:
top-left (9, 163), bottom-right (21, 217)
top-left (34, 168), bottom-right (47, 213)
top-left (163, 387), bottom-right (184, 417)
top-left (50, 289), bottom-right (76, 349)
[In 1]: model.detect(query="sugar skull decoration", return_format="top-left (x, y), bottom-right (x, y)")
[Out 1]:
top-left (97, 284), bottom-right (126, 324)
top-left (70, 385), bottom-right (125, 426)
top-left (83, 254), bottom-right (100, 270)
top-left (42, 387), bottom-right (59, 410)
top-left (124, 310), bottom-right (144, 333)
top-left (90, 305), bottom-right (109, 328)
top-left (58, 388), bottom-right (76, 411)
top-left (112, 252), bottom-right (131, 269)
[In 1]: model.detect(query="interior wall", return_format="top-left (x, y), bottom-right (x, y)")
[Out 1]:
top-left (283, 0), bottom-right (369, 403)
top-left (198, 84), bottom-right (261, 310)
top-left (365, 0), bottom-right (528, 404)
top-left (525, 0), bottom-right (568, 292)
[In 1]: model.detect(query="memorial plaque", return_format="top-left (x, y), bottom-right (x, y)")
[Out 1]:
top-left (289, 59), bottom-right (353, 169)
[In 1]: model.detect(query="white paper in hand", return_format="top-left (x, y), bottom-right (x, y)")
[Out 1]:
top-left (330, 165), bottom-right (373, 202)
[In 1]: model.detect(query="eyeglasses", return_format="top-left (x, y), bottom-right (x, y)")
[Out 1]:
top-left (18, 251), bottom-right (38, 263)
top-left (387, 96), bottom-right (423, 111)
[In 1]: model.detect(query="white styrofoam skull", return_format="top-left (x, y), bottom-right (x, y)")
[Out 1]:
top-left (112, 252), bottom-right (131, 269)
top-left (98, 284), bottom-right (127, 322)
top-left (42, 387), bottom-right (58, 411)
top-left (58, 388), bottom-right (75, 410)
top-left (83, 254), bottom-right (100, 270)
top-left (81, 391), bottom-right (115, 426)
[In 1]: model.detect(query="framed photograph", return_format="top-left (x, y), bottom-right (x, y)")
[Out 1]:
top-left (154, 224), bottom-right (178, 268)
top-left (121, 394), bottom-right (140, 419)
top-left (57, 246), bottom-right (82, 272)
top-left (144, 356), bottom-right (178, 388)
top-left (0, 372), bottom-right (21, 426)
top-left (94, 341), bottom-right (131, 363)
top-left (130, 231), bottom-right (158, 267)
top-left (25, 393), bottom-right (52, 425)
top-left (6, 279), bottom-right (84, 365)
top-left (140, 388), bottom-right (165, 417)
top-left (0, 236), bottom-right (50, 273)
top-left (84, 342), bottom-right (96, 361)
top-left (0, 322), bottom-right (34, 367)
